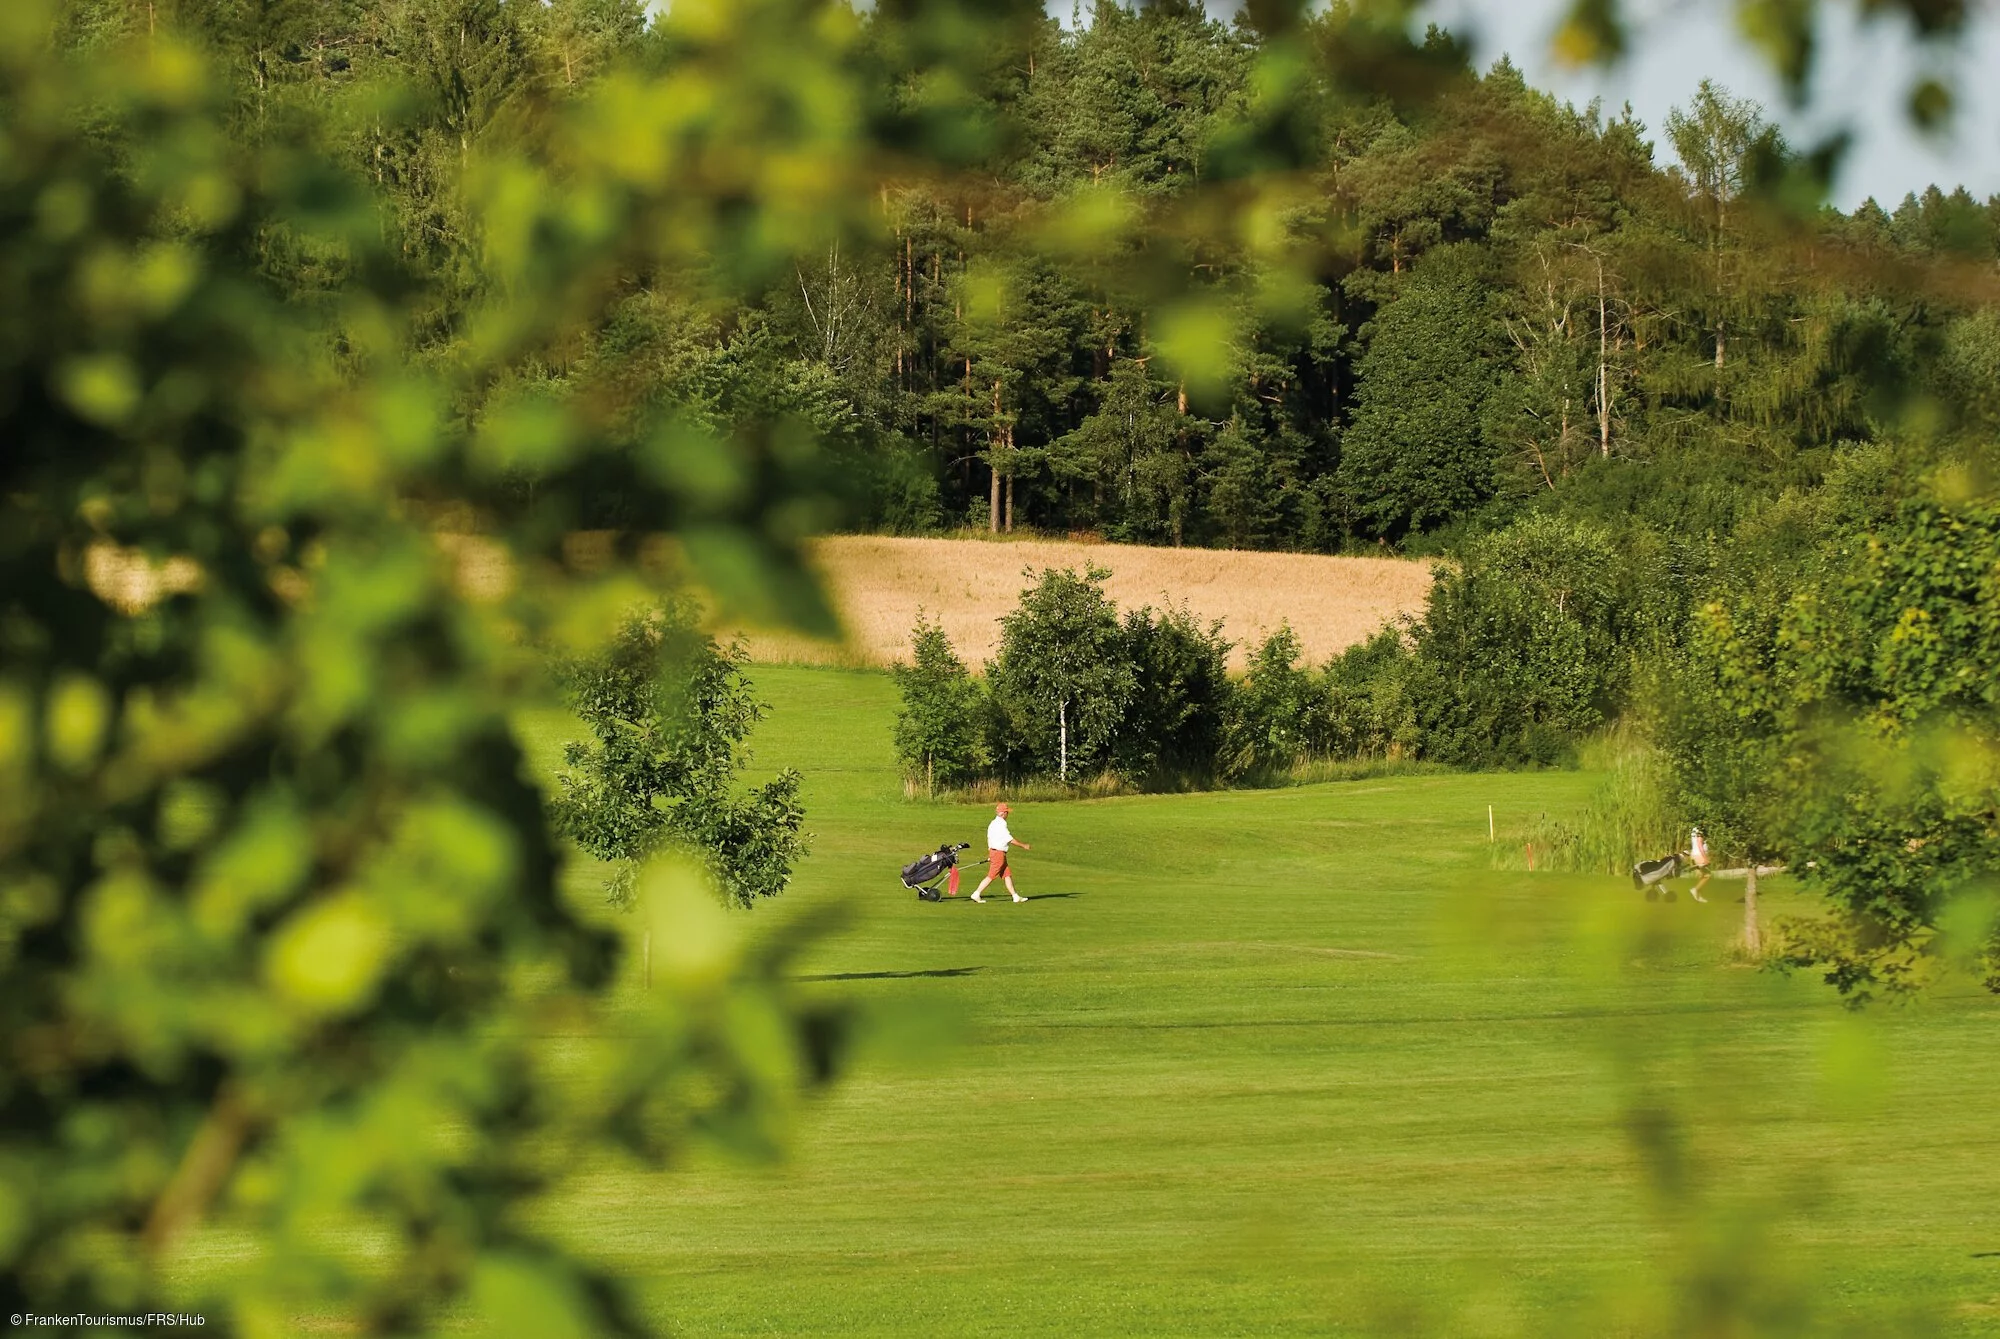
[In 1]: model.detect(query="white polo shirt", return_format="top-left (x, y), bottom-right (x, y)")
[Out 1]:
top-left (987, 815), bottom-right (1013, 851)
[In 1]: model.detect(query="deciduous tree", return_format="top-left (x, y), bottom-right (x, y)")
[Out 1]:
top-left (987, 566), bottom-right (1135, 781)
top-left (551, 602), bottom-right (807, 910)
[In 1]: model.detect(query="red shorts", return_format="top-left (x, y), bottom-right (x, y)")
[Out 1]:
top-left (987, 848), bottom-right (1009, 878)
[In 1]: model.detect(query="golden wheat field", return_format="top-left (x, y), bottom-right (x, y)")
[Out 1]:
top-left (731, 535), bottom-right (1436, 670)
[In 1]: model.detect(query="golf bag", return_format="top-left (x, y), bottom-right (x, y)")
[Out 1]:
top-left (1632, 852), bottom-right (1683, 901)
top-left (902, 842), bottom-right (972, 901)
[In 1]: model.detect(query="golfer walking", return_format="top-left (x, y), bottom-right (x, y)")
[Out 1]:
top-left (971, 801), bottom-right (1030, 903)
top-left (1688, 826), bottom-right (1712, 903)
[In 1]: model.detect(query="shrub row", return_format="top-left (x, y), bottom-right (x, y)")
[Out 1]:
top-left (893, 516), bottom-right (1666, 793)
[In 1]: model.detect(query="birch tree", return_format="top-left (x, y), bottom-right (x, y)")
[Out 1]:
top-left (987, 566), bottom-right (1134, 782)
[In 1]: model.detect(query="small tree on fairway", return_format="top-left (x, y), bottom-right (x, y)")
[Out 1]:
top-left (552, 601), bottom-right (808, 910)
top-left (893, 614), bottom-right (989, 794)
top-left (988, 566), bottom-right (1135, 782)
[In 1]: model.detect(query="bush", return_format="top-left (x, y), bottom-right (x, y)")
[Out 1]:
top-left (1693, 491), bottom-right (2000, 998)
top-left (893, 537), bottom-right (1693, 795)
top-left (1321, 626), bottom-right (1421, 759)
top-left (1407, 514), bottom-right (1645, 767)
top-left (893, 615), bottom-right (989, 793)
top-left (1224, 624), bottom-right (1325, 776)
top-left (1114, 603), bottom-right (1233, 784)
top-left (552, 602), bottom-right (808, 909)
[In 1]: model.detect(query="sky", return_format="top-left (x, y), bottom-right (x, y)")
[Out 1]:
top-left (1046, 0), bottom-right (2000, 209)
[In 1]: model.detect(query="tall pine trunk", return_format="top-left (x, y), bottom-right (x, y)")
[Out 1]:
top-left (989, 376), bottom-right (1004, 533)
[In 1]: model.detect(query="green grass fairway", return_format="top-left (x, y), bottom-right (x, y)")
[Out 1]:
top-left (521, 666), bottom-right (2000, 1337)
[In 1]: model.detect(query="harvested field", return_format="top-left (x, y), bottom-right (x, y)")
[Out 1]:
top-left (732, 534), bottom-right (1435, 669)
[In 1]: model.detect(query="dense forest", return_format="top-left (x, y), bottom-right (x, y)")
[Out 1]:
top-left (58, 0), bottom-right (2000, 552)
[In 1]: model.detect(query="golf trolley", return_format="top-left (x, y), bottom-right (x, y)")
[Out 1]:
top-left (1632, 853), bottom-right (1684, 901)
top-left (901, 842), bottom-right (972, 902)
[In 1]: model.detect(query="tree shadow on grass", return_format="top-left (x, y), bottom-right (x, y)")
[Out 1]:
top-left (798, 966), bottom-right (986, 982)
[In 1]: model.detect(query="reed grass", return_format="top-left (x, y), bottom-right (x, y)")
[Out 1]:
top-left (1497, 725), bottom-right (1682, 874)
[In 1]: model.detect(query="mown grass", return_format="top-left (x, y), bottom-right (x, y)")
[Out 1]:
top-left (516, 665), bottom-right (2000, 1338)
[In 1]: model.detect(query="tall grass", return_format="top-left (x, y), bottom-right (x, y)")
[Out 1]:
top-left (1498, 725), bottom-right (1683, 874)
top-left (904, 771), bottom-right (1133, 803)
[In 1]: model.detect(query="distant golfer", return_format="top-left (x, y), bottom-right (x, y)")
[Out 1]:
top-left (970, 801), bottom-right (1030, 904)
top-left (1688, 826), bottom-right (1712, 902)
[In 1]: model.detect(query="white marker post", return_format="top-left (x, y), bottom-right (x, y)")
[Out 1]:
top-left (1488, 805), bottom-right (1494, 842)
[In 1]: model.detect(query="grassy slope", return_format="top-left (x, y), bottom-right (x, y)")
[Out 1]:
top-left (520, 666), bottom-right (2000, 1338)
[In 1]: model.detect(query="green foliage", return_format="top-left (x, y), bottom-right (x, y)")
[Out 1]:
top-left (1663, 79), bottom-right (1770, 226)
top-left (5, 13), bottom-right (1995, 1337)
top-left (1114, 602), bottom-right (1233, 783)
top-left (1224, 624), bottom-right (1326, 776)
top-left (1337, 245), bottom-right (1508, 539)
top-left (1047, 357), bottom-right (1198, 546)
top-left (185, 0), bottom-right (1952, 564)
top-left (1644, 462), bottom-right (2000, 999)
top-left (1409, 515), bottom-right (1648, 767)
top-left (897, 582), bottom-right (1229, 793)
top-left (893, 528), bottom-right (1680, 792)
top-left (1, 0), bottom-right (1048, 1328)
top-left (551, 603), bottom-right (807, 910)
top-left (1774, 493), bottom-right (2000, 998)
top-left (1320, 626), bottom-right (1422, 760)
top-left (1519, 727), bottom-right (1684, 875)
top-left (671, 8), bottom-right (1994, 552)
top-left (1659, 589), bottom-right (1792, 871)
top-left (892, 615), bottom-right (989, 793)
top-left (987, 566), bottom-right (1135, 781)
top-left (1935, 307), bottom-right (2000, 432)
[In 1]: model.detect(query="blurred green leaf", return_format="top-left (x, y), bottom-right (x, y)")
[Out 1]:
top-left (264, 894), bottom-right (393, 1017)
top-left (1153, 299), bottom-right (1242, 411)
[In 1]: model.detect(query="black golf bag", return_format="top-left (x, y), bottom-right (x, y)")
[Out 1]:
top-left (902, 842), bottom-right (972, 901)
top-left (1632, 852), bottom-right (1684, 901)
